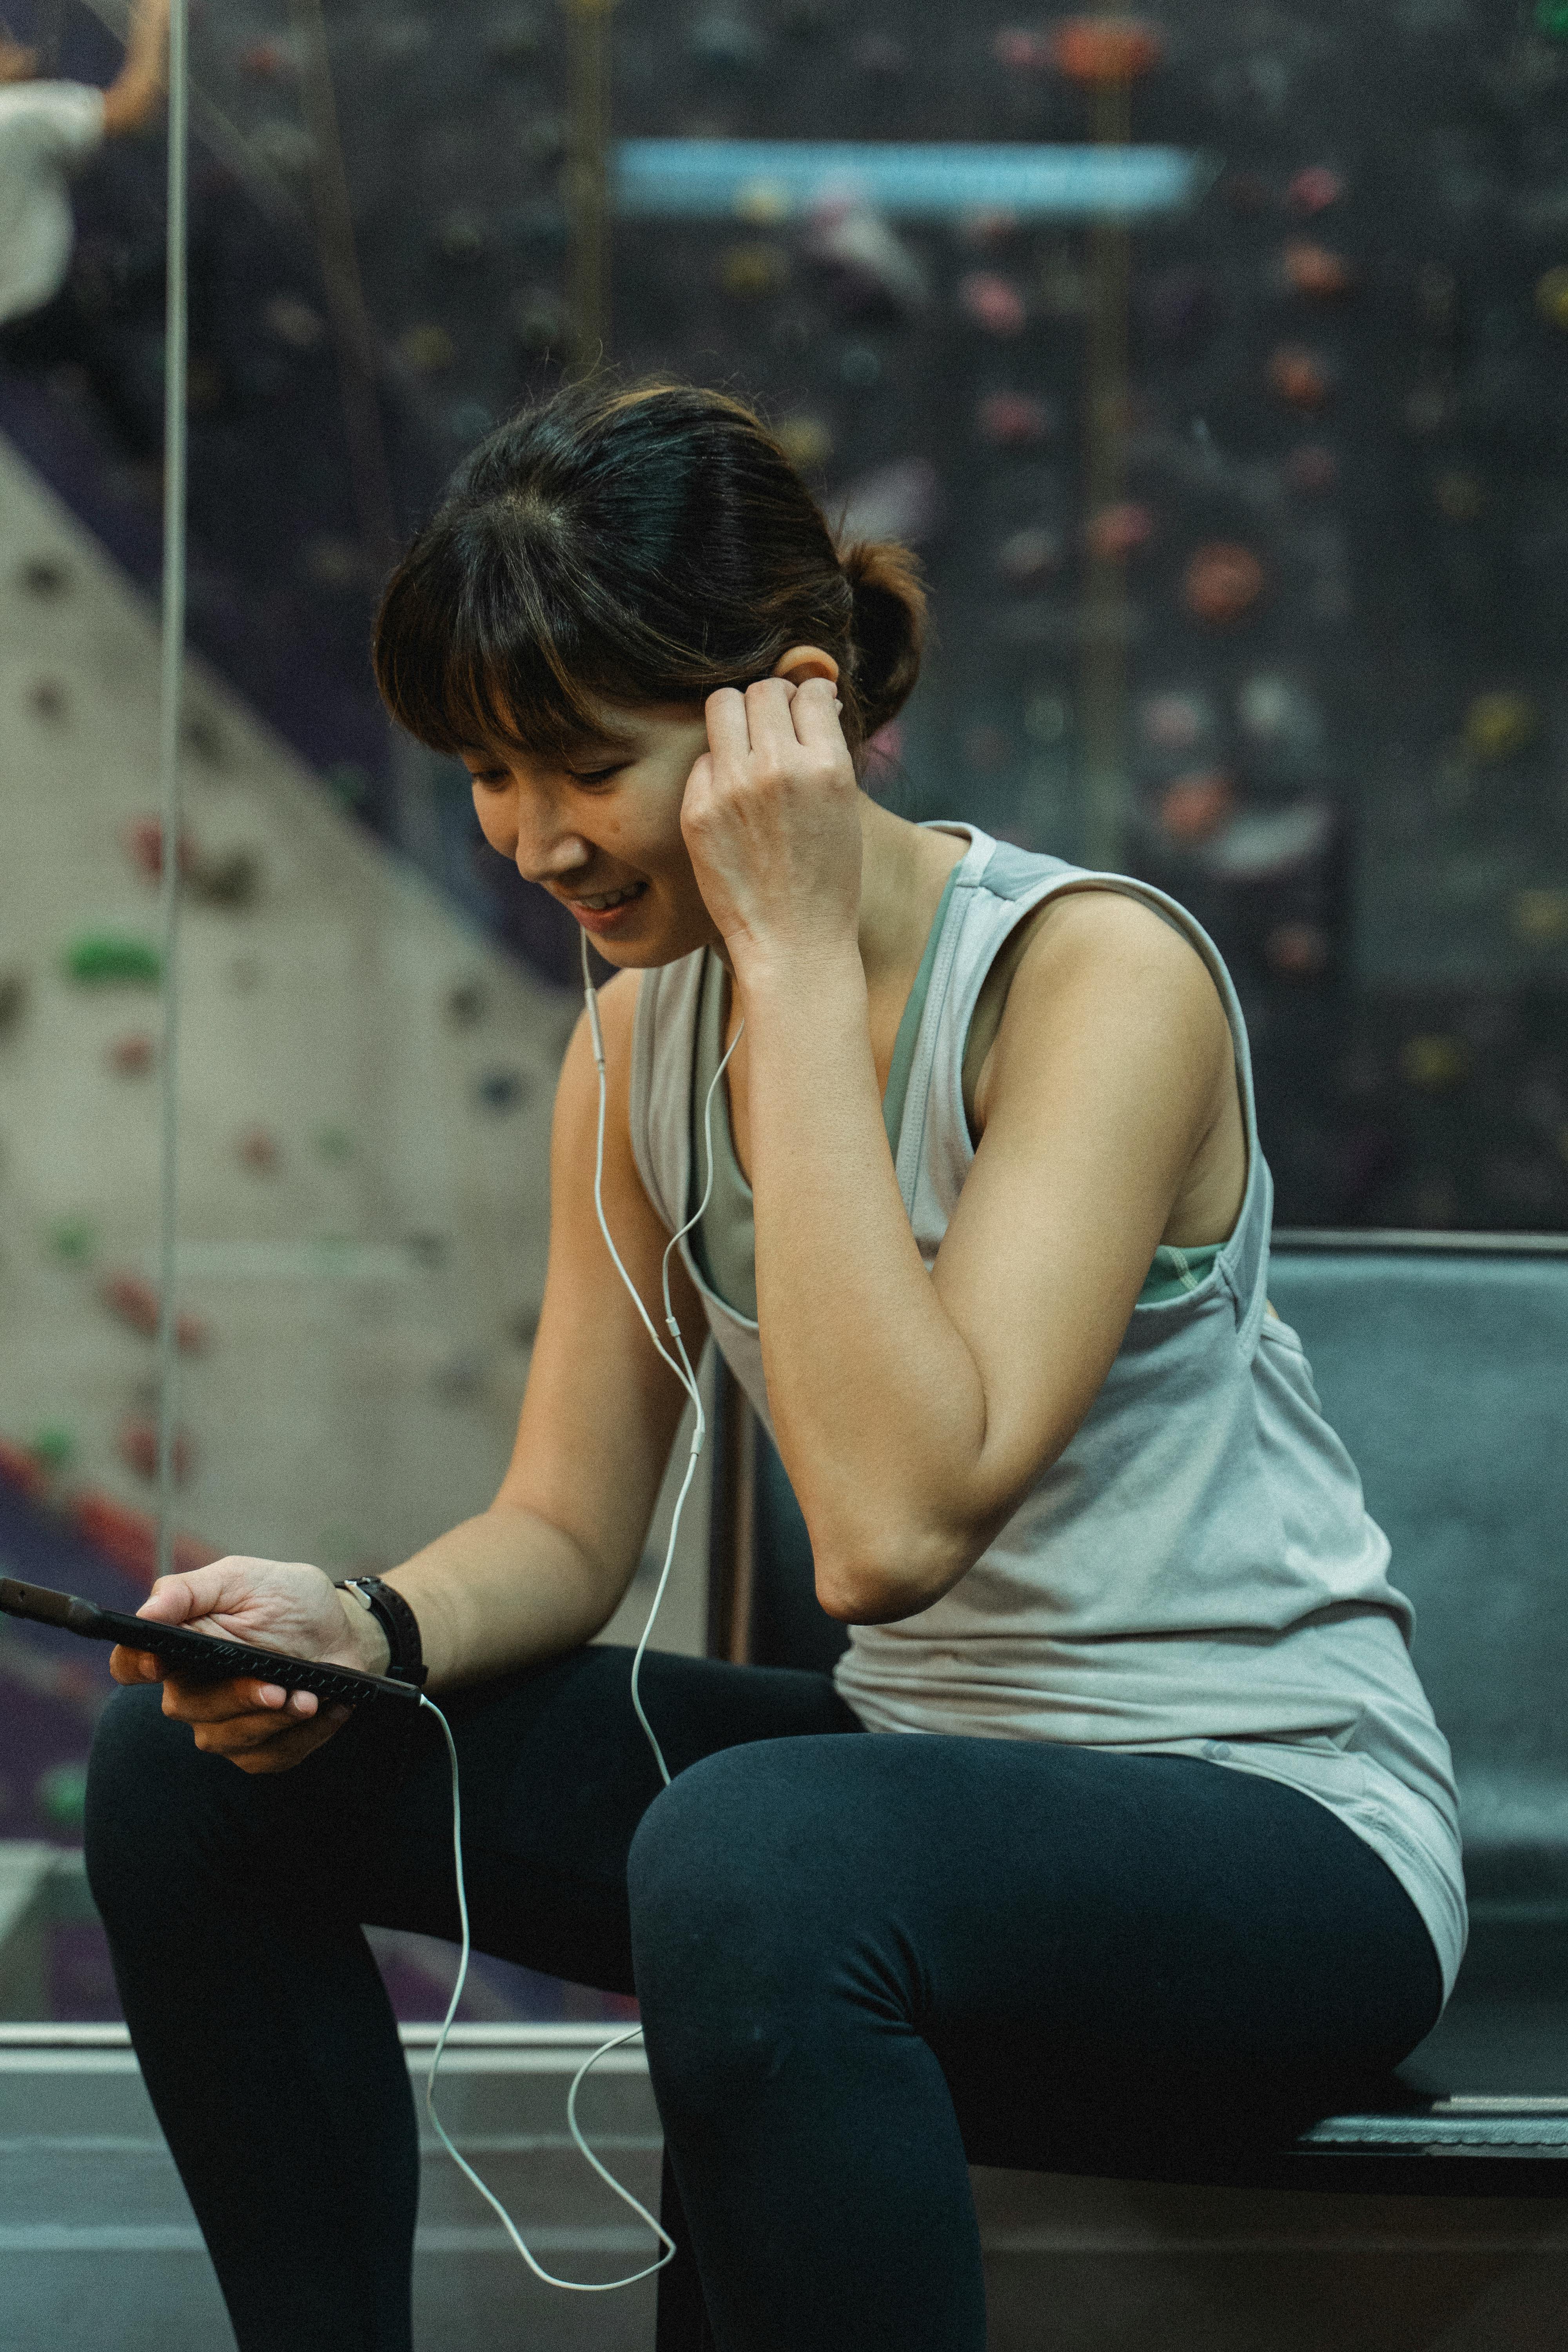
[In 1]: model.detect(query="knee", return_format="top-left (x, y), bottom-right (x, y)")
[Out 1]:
top-left (628, 1746), bottom-right (843, 2109)
top-left (83, 1682), bottom-right (212, 1920)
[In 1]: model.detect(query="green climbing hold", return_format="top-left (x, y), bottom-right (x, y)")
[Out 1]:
top-left (47, 1216), bottom-right (96, 1263)
top-left (325, 762), bottom-right (371, 809)
top-left (36, 1758), bottom-right (89, 1832)
top-left (29, 1425), bottom-right (75, 1471)
top-left (1537, 0), bottom-right (1568, 38)
top-left (313, 1125), bottom-right (354, 1164)
top-left (65, 934), bottom-right (162, 985)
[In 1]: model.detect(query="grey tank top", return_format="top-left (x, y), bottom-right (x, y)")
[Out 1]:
top-left (630, 824), bottom-right (1467, 2002)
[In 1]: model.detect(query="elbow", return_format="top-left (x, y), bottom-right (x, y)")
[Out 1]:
top-left (814, 1526), bottom-right (971, 1627)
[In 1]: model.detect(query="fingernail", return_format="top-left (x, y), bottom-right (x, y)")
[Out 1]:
top-left (260, 1684), bottom-right (285, 1708)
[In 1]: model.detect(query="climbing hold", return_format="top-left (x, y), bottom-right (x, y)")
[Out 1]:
top-left (0, 969), bottom-right (26, 1037)
top-left (1158, 771), bottom-right (1234, 845)
top-left (398, 323), bottom-right (456, 374)
top-left (1284, 442), bottom-right (1338, 494)
top-left (263, 293), bottom-right (325, 349)
top-left (101, 1273), bottom-right (208, 1352)
top-left (1181, 545), bottom-right (1267, 626)
top-left (237, 1127), bottom-right (280, 1174)
top-left (192, 848), bottom-right (263, 908)
top-left (1539, 0), bottom-right (1568, 38)
top-left (1267, 344), bottom-right (1332, 408)
top-left (325, 762), bottom-right (372, 810)
top-left (774, 415), bottom-right (833, 470)
top-left (688, 10), bottom-right (767, 65)
top-left (1085, 503), bottom-right (1154, 561)
top-left (65, 936), bottom-right (162, 985)
top-left (976, 390), bottom-right (1054, 446)
top-left (1265, 922), bottom-right (1330, 979)
top-left (1287, 166), bottom-right (1344, 215)
top-left (1049, 18), bottom-right (1164, 82)
top-left (48, 1216), bottom-right (96, 1264)
top-left (808, 201), bottom-right (929, 315)
top-left (1140, 693), bottom-right (1211, 756)
top-left (839, 344), bottom-right (882, 389)
top-left (28, 677), bottom-right (68, 721)
top-left (1401, 1036), bottom-right (1469, 1093)
top-left (36, 1760), bottom-right (89, 1834)
top-left (405, 1231), bottom-right (448, 1269)
top-left (305, 536), bottom-right (366, 589)
top-left (314, 1125), bottom-right (354, 1164)
top-left (1282, 241), bottom-right (1356, 299)
top-left (1463, 692), bottom-right (1539, 762)
top-left (1514, 889), bottom-right (1568, 943)
top-left (720, 242), bottom-right (789, 298)
top-left (1434, 470), bottom-right (1485, 520)
top-left (0, 1436), bottom-right (50, 1502)
top-left (997, 527), bottom-right (1063, 588)
top-left (837, 458), bottom-right (943, 546)
top-left (1405, 380), bottom-right (1457, 437)
top-left (444, 980), bottom-right (488, 1030)
top-left (1535, 266), bottom-right (1568, 329)
top-left (124, 816), bottom-right (196, 880)
top-left (958, 272), bottom-right (1026, 334)
top-left (1023, 695), bottom-right (1069, 745)
top-left (477, 1069), bottom-right (532, 1114)
top-left (30, 1425), bottom-right (76, 1473)
top-left (118, 1417), bottom-right (193, 1486)
top-left (17, 554), bottom-right (69, 597)
top-left (107, 1033), bottom-right (156, 1076)
top-left (436, 209), bottom-right (490, 266)
top-left (250, 120), bottom-right (316, 178)
top-left (71, 1489), bottom-right (221, 1585)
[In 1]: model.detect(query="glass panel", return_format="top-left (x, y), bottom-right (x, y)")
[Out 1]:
top-left (3, 1), bottom-right (1566, 2030)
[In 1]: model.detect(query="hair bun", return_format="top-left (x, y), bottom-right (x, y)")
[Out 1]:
top-left (838, 539), bottom-right (926, 742)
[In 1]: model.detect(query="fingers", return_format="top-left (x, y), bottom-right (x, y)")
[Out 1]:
top-left (160, 1674), bottom-right (320, 1726)
top-left (786, 674), bottom-right (847, 748)
top-left (703, 686), bottom-right (753, 765)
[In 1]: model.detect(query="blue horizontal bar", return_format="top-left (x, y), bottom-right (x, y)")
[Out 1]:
top-left (614, 140), bottom-right (1203, 221)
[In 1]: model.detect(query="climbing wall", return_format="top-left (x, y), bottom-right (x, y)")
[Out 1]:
top-left (0, 427), bottom-right (705, 2001)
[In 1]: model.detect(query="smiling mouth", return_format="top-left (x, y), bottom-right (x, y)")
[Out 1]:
top-left (564, 882), bottom-right (646, 912)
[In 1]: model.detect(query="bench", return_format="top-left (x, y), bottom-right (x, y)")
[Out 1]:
top-left (657, 1232), bottom-right (1568, 2347)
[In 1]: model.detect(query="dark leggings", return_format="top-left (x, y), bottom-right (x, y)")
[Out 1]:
top-left (84, 1646), bottom-right (1443, 2352)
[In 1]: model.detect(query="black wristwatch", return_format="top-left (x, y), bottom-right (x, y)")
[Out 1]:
top-left (336, 1576), bottom-right (427, 1688)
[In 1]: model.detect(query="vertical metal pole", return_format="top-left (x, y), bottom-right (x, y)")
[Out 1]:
top-left (1080, 76), bottom-right (1132, 874)
top-left (563, 0), bottom-right (616, 371)
top-left (155, 0), bottom-right (189, 1577)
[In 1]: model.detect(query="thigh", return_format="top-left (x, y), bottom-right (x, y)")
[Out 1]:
top-left (89, 1645), bottom-right (860, 1995)
top-left (632, 1733), bottom-right (1443, 2155)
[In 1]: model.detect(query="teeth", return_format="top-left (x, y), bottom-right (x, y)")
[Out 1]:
top-left (576, 884), bottom-right (642, 911)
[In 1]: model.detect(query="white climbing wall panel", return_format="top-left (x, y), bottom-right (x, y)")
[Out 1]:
top-left (0, 430), bottom-right (705, 1648)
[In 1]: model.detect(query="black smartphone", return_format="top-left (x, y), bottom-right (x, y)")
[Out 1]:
top-left (0, 1577), bottom-right (423, 1706)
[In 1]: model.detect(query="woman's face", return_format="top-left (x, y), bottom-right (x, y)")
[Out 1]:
top-left (461, 702), bottom-right (717, 968)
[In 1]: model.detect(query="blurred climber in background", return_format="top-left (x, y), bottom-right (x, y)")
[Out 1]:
top-left (0, 0), bottom-right (170, 329)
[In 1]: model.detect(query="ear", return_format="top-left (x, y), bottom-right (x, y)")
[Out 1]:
top-left (770, 644), bottom-right (840, 689)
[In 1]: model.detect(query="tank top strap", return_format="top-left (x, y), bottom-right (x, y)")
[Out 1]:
top-left (904, 830), bottom-right (1276, 1357)
top-left (629, 949), bottom-right (705, 1237)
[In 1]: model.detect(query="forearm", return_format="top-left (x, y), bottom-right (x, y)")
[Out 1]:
top-left (102, 0), bottom-right (167, 135)
top-left (352, 1505), bottom-right (623, 1690)
top-left (741, 947), bottom-right (991, 1617)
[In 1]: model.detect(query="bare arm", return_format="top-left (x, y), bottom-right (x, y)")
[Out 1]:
top-left (682, 677), bottom-right (1232, 1625)
top-left (113, 969), bottom-right (703, 1770)
top-left (100, 0), bottom-right (169, 137)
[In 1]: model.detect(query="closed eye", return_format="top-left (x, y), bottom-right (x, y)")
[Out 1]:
top-left (567, 766), bottom-right (625, 787)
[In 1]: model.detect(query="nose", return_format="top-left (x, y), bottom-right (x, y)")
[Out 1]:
top-left (508, 789), bottom-right (592, 890)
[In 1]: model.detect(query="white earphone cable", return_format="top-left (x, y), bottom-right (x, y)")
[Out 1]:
top-left (420, 929), bottom-right (742, 2289)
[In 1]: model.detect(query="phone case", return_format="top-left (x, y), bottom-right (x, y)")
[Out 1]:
top-left (0, 1578), bottom-right (423, 1705)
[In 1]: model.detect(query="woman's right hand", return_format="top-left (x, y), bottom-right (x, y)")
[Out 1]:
top-left (110, 1557), bottom-right (377, 1774)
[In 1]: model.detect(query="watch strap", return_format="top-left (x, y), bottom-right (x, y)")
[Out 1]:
top-left (336, 1576), bottom-right (427, 1687)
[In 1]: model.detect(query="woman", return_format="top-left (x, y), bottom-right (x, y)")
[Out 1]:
top-left (86, 379), bottom-right (1464, 2352)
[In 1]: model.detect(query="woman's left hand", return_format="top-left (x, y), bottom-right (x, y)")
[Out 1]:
top-left (681, 677), bottom-right (862, 980)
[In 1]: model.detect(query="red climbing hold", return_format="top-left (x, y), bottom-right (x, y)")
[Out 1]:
top-left (118, 1418), bottom-right (193, 1486)
top-left (1085, 502), bottom-right (1155, 561)
top-left (100, 1272), bottom-right (209, 1352)
top-left (1181, 545), bottom-right (1267, 626)
top-left (976, 391), bottom-right (1054, 446)
top-left (1159, 771), bottom-right (1235, 845)
top-left (108, 1033), bottom-right (156, 1076)
top-left (1287, 166), bottom-right (1344, 216)
top-left (0, 1435), bottom-right (50, 1504)
top-left (958, 272), bottom-right (1027, 335)
top-left (1267, 344), bottom-right (1333, 409)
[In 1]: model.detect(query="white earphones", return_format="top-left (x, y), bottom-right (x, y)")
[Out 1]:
top-left (417, 923), bottom-right (742, 2290)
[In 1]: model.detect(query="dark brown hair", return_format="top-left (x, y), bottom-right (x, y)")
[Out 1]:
top-left (373, 376), bottom-right (926, 768)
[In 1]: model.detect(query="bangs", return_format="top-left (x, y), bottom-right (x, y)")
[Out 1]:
top-left (373, 501), bottom-right (675, 761)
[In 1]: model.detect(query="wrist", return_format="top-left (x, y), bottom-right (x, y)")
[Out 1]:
top-left (731, 935), bottom-right (866, 1015)
top-left (335, 1588), bottom-right (392, 1677)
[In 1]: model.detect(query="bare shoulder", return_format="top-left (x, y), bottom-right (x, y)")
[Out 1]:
top-left (971, 885), bottom-right (1231, 1135)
